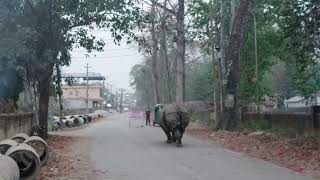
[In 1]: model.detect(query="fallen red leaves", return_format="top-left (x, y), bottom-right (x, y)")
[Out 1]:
top-left (38, 135), bottom-right (96, 180)
top-left (39, 135), bottom-right (76, 180)
top-left (186, 123), bottom-right (320, 178)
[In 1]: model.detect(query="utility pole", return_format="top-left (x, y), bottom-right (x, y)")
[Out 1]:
top-left (102, 78), bottom-right (105, 110)
top-left (115, 89), bottom-right (118, 111)
top-left (119, 88), bottom-right (125, 113)
top-left (85, 63), bottom-right (91, 114)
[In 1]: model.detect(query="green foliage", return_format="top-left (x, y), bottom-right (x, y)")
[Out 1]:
top-left (130, 61), bottom-right (154, 107)
top-left (263, 61), bottom-right (295, 98)
top-left (239, 0), bottom-right (285, 102)
top-left (191, 111), bottom-right (210, 123)
top-left (131, 55), bottom-right (214, 106)
top-left (0, 69), bottom-right (24, 104)
top-left (185, 58), bottom-right (214, 101)
top-left (1, 0), bottom-right (141, 80)
top-left (278, 0), bottom-right (320, 97)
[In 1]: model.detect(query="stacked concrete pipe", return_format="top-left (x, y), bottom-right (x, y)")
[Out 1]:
top-left (0, 133), bottom-right (48, 180)
top-left (0, 154), bottom-right (20, 180)
top-left (51, 113), bottom-right (102, 131)
top-left (62, 116), bottom-right (75, 128)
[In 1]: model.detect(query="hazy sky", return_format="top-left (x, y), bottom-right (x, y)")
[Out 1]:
top-left (63, 30), bottom-right (144, 91)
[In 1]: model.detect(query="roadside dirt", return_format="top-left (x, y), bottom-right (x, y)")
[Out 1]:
top-left (39, 115), bottom-right (112, 179)
top-left (39, 135), bottom-right (95, 180)
top-left (186, 123), bottom-right (320, 179)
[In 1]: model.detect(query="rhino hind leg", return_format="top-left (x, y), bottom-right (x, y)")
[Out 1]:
top-left (172, 132), bottom-right (177, 143)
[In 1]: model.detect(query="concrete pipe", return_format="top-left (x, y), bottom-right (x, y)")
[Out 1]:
top-left (70, 115), bottom-right (78, 119)
top-left (73, 117), bottom-right (84, 126)
top-left (62, 117), bottom-right (74, 128)
top-left (11, 133), bottom-right (30, 143)
top-left (0, 139), bottom-right (18, 155)
top-left (0, 154), bottom-right (20, 180)
top-left (23, 136), bottom-right (49, 166)
top-left (5, 143), bottom-right (41, 180)
top-left (89, 114), bottom-right (98, 120)
top-left (78, 115), bottom-right (88, 124)
top-left (53, 116), bottom-right (59, 121)
top-left (52, 120), bottom-right (61, 131)
top-left (85, 115), bottom-right (93, 123)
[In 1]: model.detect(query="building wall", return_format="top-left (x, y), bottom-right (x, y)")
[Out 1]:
top-left (63, 99), bottom-right (93, 110)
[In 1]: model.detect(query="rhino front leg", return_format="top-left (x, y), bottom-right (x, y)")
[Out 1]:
top-left (160, 124), bottom-right (172, 143)
top-left (174, 129), bottom-right (183, 147)
top-left (172, 132), bottom-right (177, 143)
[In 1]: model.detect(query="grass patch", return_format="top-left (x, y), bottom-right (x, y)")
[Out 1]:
top-left (243, 119), bottom-right (272, 131)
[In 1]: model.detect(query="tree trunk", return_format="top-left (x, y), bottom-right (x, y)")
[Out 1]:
top-left (209, 0), bottom-right (220, 129)
top-left (38, 70), bottom-right (52, 139)
top-left (160, 0), bottom-right (172, 103)
top-left (222, 0), bottom-right (252, 130)
top-left (176, 0), bottom-right (185, 104)
top-left (58, 93), bottom-right (63, 121)
top-left (150, 3), bottom-right (160, 105)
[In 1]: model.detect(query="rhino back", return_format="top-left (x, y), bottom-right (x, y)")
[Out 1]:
top-left (162, 104), bottom-right (190, 129)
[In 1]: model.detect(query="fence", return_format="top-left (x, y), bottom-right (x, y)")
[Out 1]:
top-left (0, 113), bottom-right (35, 140)
top-left (242, 106), bottom-right (320, 135)
top-left (128, 110), bottom-right (144, 127)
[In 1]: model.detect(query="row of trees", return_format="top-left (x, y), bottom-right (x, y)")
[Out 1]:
top-left (1, 0), bottom-right (319, 136)
top-left (130, 0), bottom-right (320, 129)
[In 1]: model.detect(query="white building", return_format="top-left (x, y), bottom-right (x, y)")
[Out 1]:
top-left (285, 93), bottom-right (320, 108)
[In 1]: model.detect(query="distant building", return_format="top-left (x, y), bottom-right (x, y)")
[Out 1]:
top-left (62, 86), bottom-right (104, 110)
top-left (285, 93), bottom-right (320, 108)
top-left (285, 96), bottom-right (306, 108)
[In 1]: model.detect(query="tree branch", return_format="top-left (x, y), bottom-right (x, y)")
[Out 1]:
top-left (167, 0), bottom-right (177, 12)
top-left (143, 0), bottom-right (176, 16)
top-left (25, 0), bottom-right (38, 17)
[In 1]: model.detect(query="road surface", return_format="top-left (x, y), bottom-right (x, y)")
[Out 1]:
top-left (67, 113), bottom-right (314, 180)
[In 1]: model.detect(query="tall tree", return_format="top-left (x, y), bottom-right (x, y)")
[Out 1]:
top-left (159, 0), bottom-right (173, 103)
top-left (175, 0), bottom-right (186, 104)
top-left (150, 2), bottom-right (161, 104)
top-left (220, 0), bottom-right (252, 130)
top-left (149, 0), bottom-right (186, 104)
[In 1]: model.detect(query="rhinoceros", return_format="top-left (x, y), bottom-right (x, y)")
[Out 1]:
top-left (160, 104), bottom-right (190, 147)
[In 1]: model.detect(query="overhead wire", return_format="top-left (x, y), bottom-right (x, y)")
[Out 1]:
top-left (71, 53), bottom-right (143, 59)
top-left (71, 47), bottom-right (138, 53)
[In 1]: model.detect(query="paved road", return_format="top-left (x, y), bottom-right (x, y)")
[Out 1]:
top-left (73, 113), bottom-right (314, 180)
